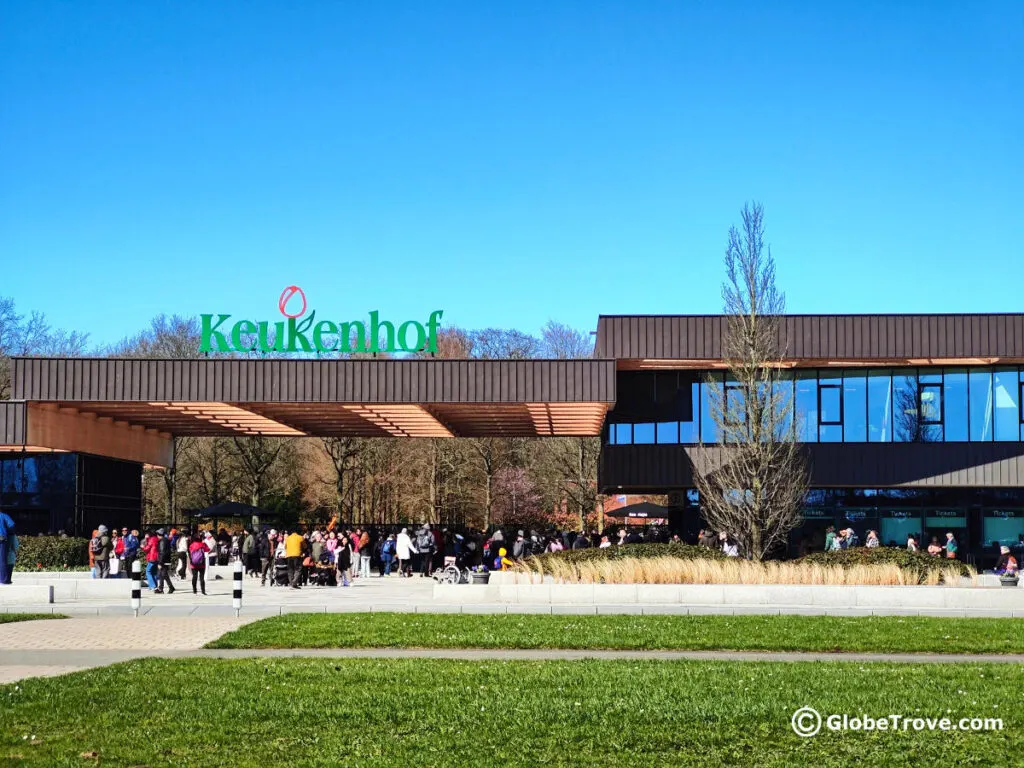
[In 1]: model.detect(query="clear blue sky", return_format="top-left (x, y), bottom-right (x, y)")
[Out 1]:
top-left (1, 1), bottom-right (1021, 347)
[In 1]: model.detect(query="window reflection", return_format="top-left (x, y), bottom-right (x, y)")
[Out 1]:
top-left (604, 366), bottom-right (1022, 446)
top-left (843, 372), bottom-right (867, 442)
top-left (795, 372), bottom-right (818, 443)
top-left (944, 369), bottom-right (968, 442)
top-left (969, 370), bottom-right (993, 442)
top-left (993, 368), bottom-right (1019, 442)
top-left (867, 369), bottom-right (892, 442)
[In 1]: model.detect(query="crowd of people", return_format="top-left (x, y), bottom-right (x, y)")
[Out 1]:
top-left (3, 515), bottom-right (1021, 588)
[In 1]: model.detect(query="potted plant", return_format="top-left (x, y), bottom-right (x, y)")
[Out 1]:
top-left (470, 565), bottom-right (490, 585)
top-left (999, 572), bottom-right (1019, 588)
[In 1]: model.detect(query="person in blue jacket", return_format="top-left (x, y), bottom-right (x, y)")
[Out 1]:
top-left (0, 511), bottom-right (14, 585)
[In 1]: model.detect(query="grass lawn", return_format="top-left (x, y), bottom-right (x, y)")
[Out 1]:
top-left (208, 613), bottom-right (1024, 654)
top-left (0, 614), bottom-right (64, 625)
top-left (0, 658), bottom-right (1018, 766)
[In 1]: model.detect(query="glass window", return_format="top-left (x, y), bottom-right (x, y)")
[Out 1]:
top-left (656, 421), bottom-right (678, 444)
top-left (867, 369), bottom-right (892, 442)
top-left (611, 423), bottom-right (632, 445)
top-left (892, 370), bottom-right (919, 442)
top-left (700, 374), bottom-right (722, 443)
top-left (633, 423), bottom-right (655, 444)
top-left (993, 368), bottom-right (1019, 442)
top-left (943, 369), bottom-right (968, 442)
top-left (818, 377), bottom-right (842, 425)
top-left (679, 381), bottom-right (700, 443)
top-left (984, 512), bottom-right (1024, 548)
top-left (773, 373), bottom-right (795, 440)
top-left (969, 370), bottom-right (993, 442)
top-left (843, 372), bottom-right (867, 442)
top-left (795, 371), bottom-right (818, 442)
top-left (879, 512), bottom-right (922, 548)
top-left (919, 382), bottom-right (943, 442)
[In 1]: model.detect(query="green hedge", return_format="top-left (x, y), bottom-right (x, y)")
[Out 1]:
top-left (12, 536), bottom-right (91, 571)
top-left (797, 547), bottom-right (973, 577)
top-left (528, 542), bottom-right (726, 569)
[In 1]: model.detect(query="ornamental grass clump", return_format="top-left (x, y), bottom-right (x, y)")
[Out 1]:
top-left (511, 556), bottom-right (977, 586)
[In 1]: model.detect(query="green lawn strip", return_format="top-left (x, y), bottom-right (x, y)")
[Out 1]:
top-left (0, 614), bottom-right (65, 625)
top-left (207, 613), bottom-right (1024, 655)
top-left (0, 658), bottom-right (1017, 766)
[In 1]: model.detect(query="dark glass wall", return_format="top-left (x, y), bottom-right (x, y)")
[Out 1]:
top-left (607, 366), bottom-right (1024, 445)
top-left (0, 452), bottom-right (141, 536)
top-left (680, 486), bottom-right (1024, 567)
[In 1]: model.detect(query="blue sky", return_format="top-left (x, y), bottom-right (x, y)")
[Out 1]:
top-left (1, 1), bottom-right (1021, 347)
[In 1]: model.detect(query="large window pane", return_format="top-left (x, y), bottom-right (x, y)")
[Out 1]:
top-left (795, 371), bottom-right (818, 442)
top-left (993, 368), bottom-right (1019, 441)
top-left (919, 382), bottom-right (943, 442)
top-left (969, 370), bottom-right (993, 441)
top-left (656, 422), bottom-right (678, 444)
top-left (633, 423), bottom-right (655, 444)
top-left (679, 381), bottom-right (700, 443)
top-left (843, 372), bottom-right (867, 442)
top-left (892, 370), bottom-right (919, 442)
top-left (700, 375), bottom-right (722, 443)
top-left (867, 369), bottom-right (892, 442)
top-left (943, 369), bottom-right (968, 442)
top-left (773, 373), bottom-right (795, 440)
top-left (611, 423), bottom-right (632, 445)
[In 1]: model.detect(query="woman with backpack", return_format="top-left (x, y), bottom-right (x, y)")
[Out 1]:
top-left (188, 533), bottom-right (210, 595)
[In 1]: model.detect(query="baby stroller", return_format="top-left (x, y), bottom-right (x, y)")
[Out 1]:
top-left (273, 557), bottom-right (289, 586)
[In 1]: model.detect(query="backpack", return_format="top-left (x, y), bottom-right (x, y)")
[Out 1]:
top-left (90, 536), bottom-right (103, 555)
top-left (190, 548), bottom-right (206, 568)
top-left (382, 539), bottom-right (395, 556)
top-left (416, 530), bottom-right (433, 551)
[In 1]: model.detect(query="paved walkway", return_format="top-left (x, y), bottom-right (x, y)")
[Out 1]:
top-left (3, 615), bottom-right (1023, 683)
top-left (0, 616), bottom-right (248, 682)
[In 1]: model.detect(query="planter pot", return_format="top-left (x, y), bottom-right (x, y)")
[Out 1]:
top-left (999, 575), bottom-right (1019, 588)
top-left (470, 572), bottom-right (490, 585)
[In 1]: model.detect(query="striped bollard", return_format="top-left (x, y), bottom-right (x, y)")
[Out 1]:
top-left (233, 559), bottom-right (243, 617)
top-left (131, 559), bottom-right (142, 617)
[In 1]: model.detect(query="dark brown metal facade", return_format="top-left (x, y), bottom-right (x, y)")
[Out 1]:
top-left (0, 401), bottom-right (26, 445)
top-left (598, 443), bottom-right (1024, 492)
top-left (12, 358), bottom-right (616, 403)
top-left (596, 314), bottom-right (1024, 362)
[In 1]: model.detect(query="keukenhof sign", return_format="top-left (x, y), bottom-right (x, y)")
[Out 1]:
top-left (200, 286), bottom-right (444, 355)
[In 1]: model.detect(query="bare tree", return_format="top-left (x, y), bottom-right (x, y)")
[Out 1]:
top-left (229, 436), bottom-right (288, 507)
top-left (693, 202), bottom-right (808, 561)
top-left (540, 320), bottom-right (593, 359)
top-left (321, 437), bottom-right (363, 520)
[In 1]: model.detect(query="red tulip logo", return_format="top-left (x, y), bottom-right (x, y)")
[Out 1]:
top-left (278, 286), bottom-right (307, 318)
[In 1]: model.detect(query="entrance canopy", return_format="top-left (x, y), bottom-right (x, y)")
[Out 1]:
top-left (1, 357), bottom-right (616, 467)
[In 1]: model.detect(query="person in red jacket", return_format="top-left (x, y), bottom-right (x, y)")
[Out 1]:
top-left (188, 533), bottom-right (210, 595)
top-left (143, 531), bottom-right (160, 590)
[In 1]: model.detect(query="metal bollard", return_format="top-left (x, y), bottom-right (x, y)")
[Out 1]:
top-left (131, 559), bottom-right (142, 617)
top-left (233, 559), bottom-right (242, 617)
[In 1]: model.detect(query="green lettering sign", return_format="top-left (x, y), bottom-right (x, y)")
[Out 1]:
top-left (199, 287), bottom-right (444, 357)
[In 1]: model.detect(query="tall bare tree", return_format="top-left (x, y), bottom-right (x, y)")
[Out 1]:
top-left (694, 202), bottom-right (808, 560)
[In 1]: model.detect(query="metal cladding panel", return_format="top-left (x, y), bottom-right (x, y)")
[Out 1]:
top-left (595, 314), bottom-right (1024, 361)
top-left (598, 442), bottom-right (1024, 492)
top-left (11, 358), bottom-right (617, 404)
top-left (0, 401), bottom-right (26, 445)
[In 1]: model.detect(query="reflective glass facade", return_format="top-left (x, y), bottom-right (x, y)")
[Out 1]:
top-left (606, 366), bottom-right (1024, 445)
top-left (0, 453), bottom-right (142, 535)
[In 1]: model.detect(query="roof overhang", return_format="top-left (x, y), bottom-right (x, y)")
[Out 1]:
top-left (9, 357), bottom-right (616, 439)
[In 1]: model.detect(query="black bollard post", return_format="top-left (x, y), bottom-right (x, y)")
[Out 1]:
top-left (131, 559), bottom-right (142, 617)
top-left (233, 559), bottom-right (242, 617)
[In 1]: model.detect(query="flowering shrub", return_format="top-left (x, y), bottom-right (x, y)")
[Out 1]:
top-left (12, 536), bottom-right (90, 571)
